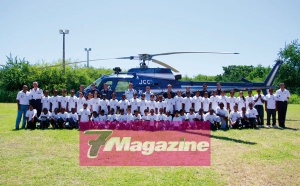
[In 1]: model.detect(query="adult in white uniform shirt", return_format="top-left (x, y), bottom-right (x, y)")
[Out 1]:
top-left (125, 83), bottom-right (137, 100)
top-left (30, 81), bottom-right (43, 117)
top-left (15, 85), bottom-right (31, 130)
top-left (276, 83), bottom-right (290, 128)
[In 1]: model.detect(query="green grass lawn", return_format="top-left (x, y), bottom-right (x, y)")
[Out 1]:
top-left (0, 103), bottom-right (299, 186)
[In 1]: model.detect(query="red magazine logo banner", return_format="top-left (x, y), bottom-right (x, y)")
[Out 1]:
top-left (79, 121), bottom-right (211, 166)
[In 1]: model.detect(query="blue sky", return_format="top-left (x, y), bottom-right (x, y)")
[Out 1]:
top-left (0, 0), bottom-right (299, 77)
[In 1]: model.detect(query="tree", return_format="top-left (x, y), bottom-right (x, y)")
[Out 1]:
top-left (277, 40), bottom-right (300, 94)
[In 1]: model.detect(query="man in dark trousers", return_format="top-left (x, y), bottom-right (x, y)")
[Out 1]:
top-left (276, 83), bottom-right (290, 128)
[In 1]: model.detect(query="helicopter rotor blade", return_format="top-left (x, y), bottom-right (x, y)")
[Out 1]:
top-left (152, 59), bottom-right (179, 73)
top-left (36, 58), bottom-right (114, 69)
top-left (115, 56), bottom-right (139, 60)
top-left (151, 51), bottom-right (239, 57)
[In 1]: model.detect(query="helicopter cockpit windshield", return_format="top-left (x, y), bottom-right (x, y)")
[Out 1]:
top-left (85, 76), bottom-right (104, 90)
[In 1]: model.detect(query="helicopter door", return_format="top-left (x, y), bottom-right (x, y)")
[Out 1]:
top-left (114, 80), bottom-right (131, 98)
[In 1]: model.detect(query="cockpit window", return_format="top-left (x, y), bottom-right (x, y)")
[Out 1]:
top-left (115, 81), bottom-right (130, 92)
top-left (94, 77), bottom-right (103, 87)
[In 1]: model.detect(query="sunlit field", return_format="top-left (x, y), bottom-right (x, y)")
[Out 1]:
top-left (0, 103), bottom-right (299, 185)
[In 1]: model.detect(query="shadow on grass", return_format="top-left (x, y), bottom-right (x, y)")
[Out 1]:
top-left (179, 130), bottom-right (257, 145)
top-left (274, 127), bottom-right (298, 131)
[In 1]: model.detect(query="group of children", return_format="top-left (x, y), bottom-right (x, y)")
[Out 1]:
top-left (21, 86), bottom-right (281, 131)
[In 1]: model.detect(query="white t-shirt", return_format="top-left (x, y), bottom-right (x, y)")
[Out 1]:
top-left (142, 115), bottom-right (148, 121)
top-left (245, 96), bottom-right (254, 109)
top-left (183, 97), bottom-right (193, 113)
top-left (164, 115), bottom-right (172, 122)
top-left (41, 96), bottom-right (51, 110)
top-left (147, 100), bottom-right (156, 112)
top-left (91, 98), bottom-right (101, 113)
top-left (172, 116), bottom-right (182, 127)
top-left (51, 112), bottom-right (59, 120)
top-left (76, 97), bottom-right (87, 113)
top-left (100, 99), bottom-right (109, 114)
top-left (68, 96), bottom-right (77, 110)
top-left (265, 94), bottom-right (277, 109)
top-left (79, 108), bottom-right (91, 122)
top-left (69, 112), bottom-right (79, 121)
top-left (117, 114), bottom-right (127, 122)
top-left (119, 100), bottom-right (130, 111)
top-left (180, 113), bottom-right (186, 121)
top-left (216, 107), bottom-right (228, 117)
top-left (202, 98), bottom-right (210, 112)
top-left (193, 96), bottom-right (202, 112)
top-left (109, 99), bottom-right (119, 114)
top-left (130, 98), bottom-right (141, 114)
top-left (230, 111), bottom-right (240, 122)
top-left (209, 96), bottom-right (219, 111)
top-left (99, 115), bottom-right (107, 122)
top-left (50, 96), bottom-right (60, 111)
top-left (156, 113), bottom-right (165, 121)
top-left (253, 94), bottom-right (265, 106)
top-left (148, 114), bottom-right (156, 126)
top-left (16, 90), bottom-right (31, 105)
top-left (218, 95), bottom-right (227, 107)
top-left (186, 113), bottom-right (196, 122)
top-left (59, 96), bottom-right (69, 109)
top-left (155, 101), bottom-right (165, 112)
top-left (174, 96), bottom-right (184, 111)
top-left (139, 100), bottom-right (148, 115)
top-left (195, 113), bottom-right (204, 121)
top-left (204, 113), bottom-right (218, 123)
top-left (39, 112), bottom-right (50, 120)
top-left (26, 109), bottom-right (37, 119)
top-left (226, 97), bottom-right (237, 111)
top-left (247, 108), bottom-right (258, 118)
top-left (236, 97), bottom-right (246, 111)
top-left (58, 112), bottom-right (69, 121)
top-left (107, 114), bottom-right (117, 122)
top-left (165, 98), bottom-right (175, 113)
top-left (132, 114), bottom-right (141, 121)
top-left (127, 113), bottom-right (133, 122)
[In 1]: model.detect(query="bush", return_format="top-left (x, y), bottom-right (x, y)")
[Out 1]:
top-left (288, 94), bottom-right (300, 104)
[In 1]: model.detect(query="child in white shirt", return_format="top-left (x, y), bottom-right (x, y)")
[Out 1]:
top-left (172, 110), bottom-right (182, 130)
top-left (229, 105), bottom-right (241, 129)
top-left (26, 104), bottom-right (38, 130)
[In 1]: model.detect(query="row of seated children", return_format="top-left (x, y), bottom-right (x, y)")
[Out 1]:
top-left (25, 105), bottom-right (79, 130)
top-left (86, 101), bottom-right (259, 131)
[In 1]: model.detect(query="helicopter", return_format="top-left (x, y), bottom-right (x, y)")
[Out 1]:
top-left (82, 51), bottom-right (282, 99)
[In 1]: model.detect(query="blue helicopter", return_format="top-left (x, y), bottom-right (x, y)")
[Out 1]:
top-left (83, 52), bottom-right (282, 99)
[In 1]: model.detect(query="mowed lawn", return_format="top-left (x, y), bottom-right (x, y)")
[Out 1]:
top-left (0, 103), bottom-right (299, 186)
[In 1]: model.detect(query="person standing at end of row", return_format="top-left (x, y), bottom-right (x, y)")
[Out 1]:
top-left (276, 83), bottom-right (290, 128)
top-left (15, 85), bottom-right (31, 130)
top-left (30, 81), bottom-right (43, 117)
